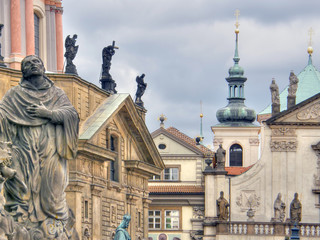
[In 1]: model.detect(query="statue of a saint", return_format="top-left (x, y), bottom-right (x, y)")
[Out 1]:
top-left (273, 193), bottom-right (286, 222)
top-left (290, 193), bottom-right (302, 223)
top-left (100, 41), bottom-right (118, 93)
top-left (113, 214), bottom-right (131, 240)
top-left (135, 74), bottom-right (147, 107)
top-left (215, 144), bottom-right (226, 170)
top-left (270, 79), bottom-right (280, 105)
top-left (64, 34), bottom-right (79, 75)
top-left (0, 55), bottom-right (79, 238)
top-left (288, 72), bottom-right (299, 97)
top-left (216, 191), bottom-right (229, 220)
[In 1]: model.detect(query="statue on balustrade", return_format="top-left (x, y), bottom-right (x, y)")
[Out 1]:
top-left (216, 191), bottom-right (229, 220)
top-left (0, 55), bottom-right (79, 239)
top-left (273, 193), bottom-right (286, 222)
top-left (215, 145), bottom-right (226, 170)
top-left (64, 34), bottom-right (79, 75)
top-left (113, 214), bottom-right (131, 240)
top-left (290, 193), bottom-right (302, 223)
top-left (270, 79), bottom-right (280, 105)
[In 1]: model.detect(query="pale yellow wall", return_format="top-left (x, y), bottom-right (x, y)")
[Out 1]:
top-left (153, 134), bottom-right (197, 155)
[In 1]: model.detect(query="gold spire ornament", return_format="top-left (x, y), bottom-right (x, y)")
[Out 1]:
top-left (235, 9), bottom-right (240, 33)
top-left (308, 27), bottom-right (314, 55)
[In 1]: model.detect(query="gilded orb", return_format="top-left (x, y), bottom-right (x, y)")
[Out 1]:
top-left (307, 46), bottom-right (313, 55)
top-left (235, 29), bottom-right (240, 34)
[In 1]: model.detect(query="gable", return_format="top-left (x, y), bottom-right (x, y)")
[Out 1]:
top-left (266, 92), bottom-right (320, 126)
top-left (79, 93), bottom-right (164, 171)
top-left (153, 133), bottom-right (202, 155)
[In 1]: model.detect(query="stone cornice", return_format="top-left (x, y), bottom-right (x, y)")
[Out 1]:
top-left (78, 140), bottom-right (116, 162)
top-left (125, 160), bottom-right (162, 177)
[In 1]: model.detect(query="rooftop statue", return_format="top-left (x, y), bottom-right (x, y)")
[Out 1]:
top-left (64, 34), bottom-right (79, 75)
top-left (270, 79), bottom-right (280, 105)
top-left (215, 144), bottom-right (226, 170)
top-left (135, 74), bottom-right (147, 107)
top-left (290, 193), bottom-right (302, 223)
top-left (100, 41), bottom-right (119, 94)
top-left (288, 72), bottom-right (299, 97)
top-left (0, 55), bottom-right (79, 239)
top-left (113, 214), bottom-right (131, 240)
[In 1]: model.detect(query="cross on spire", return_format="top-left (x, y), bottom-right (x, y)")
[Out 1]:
top-left (308, 27), bottom-right (314, 47)
top-left (235, 9), bottom-right (240, 29)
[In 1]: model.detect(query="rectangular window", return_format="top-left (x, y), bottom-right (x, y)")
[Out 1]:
top-left (148, 210), bottom-right (161, 229)
top-left (165, 210), bottom-right (179, 229)
top-left (164, 168), bottom-right (179, 181)
top-left (110, 160), bottom-right (115, 181)
top-left (149, 175), bottom-right (161, 181)
top-left (34, 13), bottom-right (40, 56)
top-left (84, 200), bottom-right (89, 219)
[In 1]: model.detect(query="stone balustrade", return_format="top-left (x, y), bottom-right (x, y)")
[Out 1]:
top-left (215, 222), bottom-right (320, 237)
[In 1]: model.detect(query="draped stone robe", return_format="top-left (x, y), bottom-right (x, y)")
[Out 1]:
top-left (0, 77), bottom-right (79, 223)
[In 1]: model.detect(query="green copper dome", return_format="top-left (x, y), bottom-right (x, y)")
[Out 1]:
top-left (216, 30), bottom-right (256, 127)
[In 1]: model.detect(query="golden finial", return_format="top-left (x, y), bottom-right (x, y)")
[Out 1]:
top-left (235, 9), bottom-right (240, 33)
top-left (158, 114), bottom-right (167, 128)
top-left (308, 27), bottom-right (314, 55)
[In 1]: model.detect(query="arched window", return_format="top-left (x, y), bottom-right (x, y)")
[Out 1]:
top-left (34, 13), bottom-right (40, 56)
top-left (110, 135), bottom-right (119, 182)
top-left (229, 144), bottom-right (243, 166)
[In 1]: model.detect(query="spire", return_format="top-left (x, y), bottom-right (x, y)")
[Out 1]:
top-left (307, 27), bottom-right (314, 65)
top-left (200, 101), bottom-right (204, 142)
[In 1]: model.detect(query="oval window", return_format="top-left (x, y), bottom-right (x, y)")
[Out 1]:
top-left (158, 144), bottom-right (166, 150)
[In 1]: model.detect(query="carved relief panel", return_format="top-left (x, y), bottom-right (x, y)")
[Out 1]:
top-left (270, 127), bottom-right (297, 152)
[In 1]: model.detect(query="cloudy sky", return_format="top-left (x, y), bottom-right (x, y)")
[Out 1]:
top-left (62, 0), bottom-right (320, 148)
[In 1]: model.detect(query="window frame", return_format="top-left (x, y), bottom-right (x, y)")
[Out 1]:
top-left (229, 143), bottom-right (243, 167)
top-left (149, 165), bottom-right (181, 182)
top-left (148, 207), bottom-right (182, 231)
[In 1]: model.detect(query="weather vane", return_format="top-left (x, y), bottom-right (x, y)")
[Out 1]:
top-left (235, 9), bottom-right (240, 30)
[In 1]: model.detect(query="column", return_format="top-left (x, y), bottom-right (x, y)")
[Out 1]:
top-left (65, 182), bottom-right (85, 237)
top-left (91, 185), bottom-right (102, 240)
top-left (143, 198), bottom-right (152, 239)
top-left (25, 0), bottom-right (35, 55)
top-left (10, 0), bottom-right (22, 69)
top-left (55, 2), bottom-right (63, 73)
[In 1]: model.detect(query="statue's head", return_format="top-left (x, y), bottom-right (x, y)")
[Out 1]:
top-left (21, 55), bottom-right (45, 78)
top-left (220, 191), bottom-right (224, 197)
top-left (294, 192), bottom-right (298, 199)
top-left (278, 193), bottom-right (282, 199)
top-left (119, 214), bottom-right (131, 229)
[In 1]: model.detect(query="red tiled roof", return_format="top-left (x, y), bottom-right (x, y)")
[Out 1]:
top-left (225, 165), bottom-right (253, 176)
top-left (166, 127), bottom-right (213, 154)
top-left (149, 185), bottom-right (204, 194)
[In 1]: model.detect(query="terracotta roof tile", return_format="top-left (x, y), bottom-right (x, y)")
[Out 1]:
top-left (166, 127), bottom-right (213, 154)
top-left (149, 185), bottom-right (204, 194)
top-left (225, 165), bottom-right (253, 176)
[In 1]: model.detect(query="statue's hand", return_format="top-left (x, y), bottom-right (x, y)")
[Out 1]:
top-left (26, 102), bottom-right (52, 119)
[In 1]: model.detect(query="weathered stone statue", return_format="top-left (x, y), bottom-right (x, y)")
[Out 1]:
top-left (290, 193), bottom-right (302, 223)
top-left (0, 24), bottom-right (5, 67)
top-left (113, 214), bottom-right (131, 240)
top-left (64, 34), bottom-right (79, 75)
top-left (288, 72), bottom-right (299, 97)
top-left (0, 55), bottom-right (79, 239)
top-left (135, 74), bottom-right (147, 107)
top-left (216, 191), bottom-right (229, 220)
top-left (270, 79), bottom-right (280, 105)
top-left (100, 41), bottom-right (118, 94)
top-left (273, 193), bottom-right (286, 222)
top-left (215, 144), bottom-right (226, 170)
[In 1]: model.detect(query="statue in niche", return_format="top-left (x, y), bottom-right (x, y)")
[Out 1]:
top-left (215, 144), bottom-right (226, 170)
top-left (135, 74), bottom-right (147, 107)
top-left (290, 193), bottom-right (302, 223)
top-left (100, 41), bottom-right (119, 93)
top-left (273, 193), bottom-right (286, 222)
top-left (288, 72), bottom-right (299, 97)
top-left (113, 214), bottom-right (131, 240)
top-left (216, 191), bottom-right (229, 220)
top-left (64, 34), bottom-right (79, 75)
top-left (0, 55), bottom-right (79, 239)
top-left (270, 79), bottom-right (280, 105)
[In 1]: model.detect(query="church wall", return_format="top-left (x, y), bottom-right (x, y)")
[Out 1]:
top-left (154, 134), bottom-right (198, 155)
top-left (228, 123), bottom-right (320, 223)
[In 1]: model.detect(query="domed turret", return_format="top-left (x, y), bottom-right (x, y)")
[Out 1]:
top-left (215, 18), bottom-right (256, 126)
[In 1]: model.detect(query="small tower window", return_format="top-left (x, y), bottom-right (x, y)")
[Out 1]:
top-left (229, 144), bottom-right (243, 166)
top-left (158, 144), bottom-right (166, 150)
